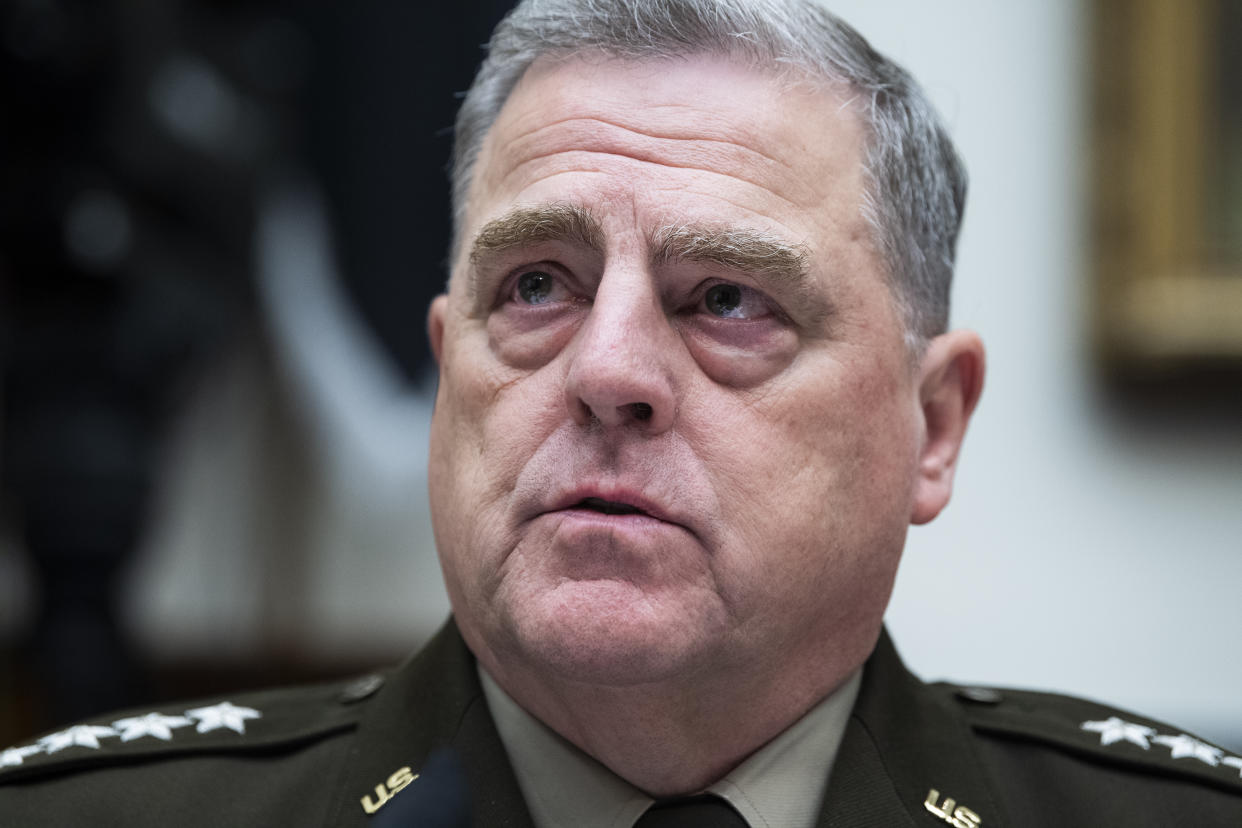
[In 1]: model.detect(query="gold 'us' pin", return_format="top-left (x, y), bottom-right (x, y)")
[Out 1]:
top-left (924, 788), bottom-right (981, 828)
top-left (360, 766), bottom-right (419, 815)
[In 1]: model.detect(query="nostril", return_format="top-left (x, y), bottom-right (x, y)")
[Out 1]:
top-left (628, 403), bottom-right (653, 421)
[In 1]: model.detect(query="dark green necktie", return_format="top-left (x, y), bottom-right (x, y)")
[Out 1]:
top-left (633, 794), bottom-right (749, 827)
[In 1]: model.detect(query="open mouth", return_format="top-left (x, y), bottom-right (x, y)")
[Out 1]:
top-left (576, 496), bottom-right (645, 516)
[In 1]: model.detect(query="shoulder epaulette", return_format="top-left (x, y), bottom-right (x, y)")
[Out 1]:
top-left (936, 681), bottom-right (1242, 794)
top-left (0, 672), bottom-right (386, 784)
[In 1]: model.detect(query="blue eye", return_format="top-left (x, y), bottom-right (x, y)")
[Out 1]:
top-left (703, 282), bottom-right (770, 319)
top-left (516, 271), bottom-right (557, 304)
top-left (705, 283), bottom-right (742, 316)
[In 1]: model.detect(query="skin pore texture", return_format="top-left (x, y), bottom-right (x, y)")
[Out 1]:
top-left (427, 54), bottom-right (984, 796)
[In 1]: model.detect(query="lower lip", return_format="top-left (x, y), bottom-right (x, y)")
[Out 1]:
top-left (539, 507), bottom-right (692, 539)
top-left (537, 509), bottom-right (695, 579)
top-left (554, 507), bottom-right (669, 526)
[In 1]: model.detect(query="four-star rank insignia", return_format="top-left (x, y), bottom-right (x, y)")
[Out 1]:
top-left (0, 702), bottom-right (263, 770)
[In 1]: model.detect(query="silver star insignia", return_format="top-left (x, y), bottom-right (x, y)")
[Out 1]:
top-left (1223, 756), bottom-right (1242, 777)
top-left (37, 725), bottom-right (119, 754)
top-left (112, 712), bottom-right (195, 742)
top-left (1081, 716), bottom-right (1156, 749)
top-left (185, 702), bottom-right (261, 735)
top-left (1, 744), bottom-right (43, 767)
top-left (1152, 733), bottom-right (1224, 766)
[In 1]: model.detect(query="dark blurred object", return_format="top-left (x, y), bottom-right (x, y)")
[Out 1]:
top-left (0, 0), bottom-right (289, 726)
top-left (0, 0), bottom-right (513, 743)
top-left (303, 0), bottom-right (515, 380)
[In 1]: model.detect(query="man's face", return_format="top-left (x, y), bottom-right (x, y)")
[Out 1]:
top-left (429, 55), bottom-right (927, 693)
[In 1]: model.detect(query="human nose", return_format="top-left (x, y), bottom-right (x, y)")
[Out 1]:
top-left (563, 275), bottom-right (677, 432)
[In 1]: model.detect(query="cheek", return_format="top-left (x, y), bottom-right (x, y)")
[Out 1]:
top-left (487, 303), bottom-right (587, 370)
top-left (439, 315), bottom-right (532, 429)
top-left (432, 323), bottom-right (573, 529)
top-left (695, 379), bottom-right (914, 639)
top-left (695, 354), bottom-right (918, 547)
top-left (431, 332), bottom-right (528, 537)
top-left (678, 321), bottom-right (800, 387)
top-left (431, 358), bottom-right (550, 616)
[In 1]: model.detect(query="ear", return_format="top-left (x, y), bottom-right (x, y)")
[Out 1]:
top-left (910, 329), bottom-right (986, 525)
top-left (428, 294), bottom-right (449, 366)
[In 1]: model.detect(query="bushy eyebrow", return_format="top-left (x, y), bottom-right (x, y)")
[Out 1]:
top-left (651, 224), bottom-right (830, 325)
top-left (466, 207), bottom-right (830, 326)
top-left (465, 204), bottom-right (604, 312)
top-left (469, 203), bottom-right (604, 267)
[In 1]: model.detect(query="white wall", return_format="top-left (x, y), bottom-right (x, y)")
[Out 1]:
top-left (824, 0), bottom-right (1242, 748)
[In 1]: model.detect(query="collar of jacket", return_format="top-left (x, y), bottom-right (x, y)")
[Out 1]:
top-left (326, 621), bottom-right (1004, 828)
top-left (817, 629), bottom-right (1007, 827)
top-left (325, 619), bottom-right (533, 828)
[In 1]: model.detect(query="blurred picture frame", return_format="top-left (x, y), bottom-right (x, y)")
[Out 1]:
top-left (1092, 0), bottom-right (1242, 382)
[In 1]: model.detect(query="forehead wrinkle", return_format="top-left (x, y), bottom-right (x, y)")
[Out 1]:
top-left (497, 116), bottom-right (809, 208)
top-left (511, 113), bottom-right (796, 172)
top-left (508, 154), bottom-right (805, 211)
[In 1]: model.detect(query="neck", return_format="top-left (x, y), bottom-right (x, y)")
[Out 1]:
top-left (480, 653), bottom-right (860, 796)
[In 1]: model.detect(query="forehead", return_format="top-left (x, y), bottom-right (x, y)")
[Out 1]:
top-left (460, 54), bottom-right (873, 263)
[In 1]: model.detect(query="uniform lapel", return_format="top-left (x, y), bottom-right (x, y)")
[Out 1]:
top-left (324, 620), bottom-right (534, 828)
top-left (817, 630), bottom-right (1007, 828)
top-left (326, 623), bottom-right (1003, 828)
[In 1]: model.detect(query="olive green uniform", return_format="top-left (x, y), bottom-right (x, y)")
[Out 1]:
top-left (3, 622), bottom-right (1240, 826)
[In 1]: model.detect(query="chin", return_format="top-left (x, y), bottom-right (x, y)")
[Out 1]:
top-left (497, 578), bottom-right (726, 687)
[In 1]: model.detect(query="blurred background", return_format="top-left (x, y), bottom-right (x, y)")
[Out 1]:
top-left (1, 0), bottom-right (1239, 754)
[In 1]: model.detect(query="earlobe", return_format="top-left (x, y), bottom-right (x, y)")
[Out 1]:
top-left (910, 330), bottom-right (986, 525)
top-left (428, 295), bottom-right (449, 366)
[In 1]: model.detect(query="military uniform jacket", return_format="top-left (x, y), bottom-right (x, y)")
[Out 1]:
top-left (3, 621), bottom-right (1241, 827)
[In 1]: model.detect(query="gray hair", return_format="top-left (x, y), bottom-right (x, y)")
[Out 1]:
top-left (451, 0), bottom-right (967, 345)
